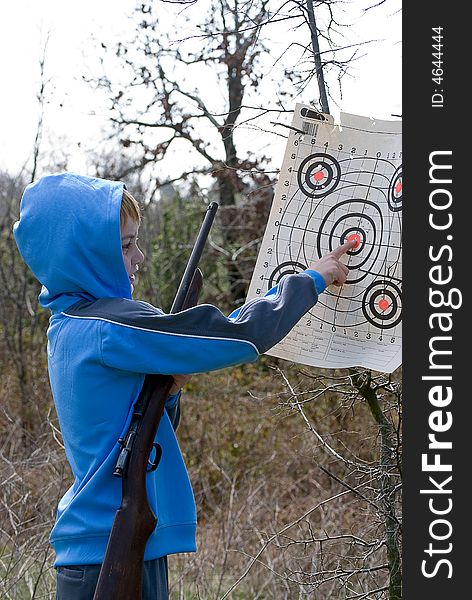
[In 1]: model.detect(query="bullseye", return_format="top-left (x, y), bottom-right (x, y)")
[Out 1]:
top-left (362, 281), bottom-right (402, 329)
top-left (395, 179), bottom-right (402, 195)
top-left (347, 233), bottom-right (361, 249)
top-left (378, 298), bottom-right (390, 311)
top-left (313, 170), bottom-right (325, 182)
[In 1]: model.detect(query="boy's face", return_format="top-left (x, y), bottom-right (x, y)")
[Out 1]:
top-left (121, 216), bottom-right (145, 295)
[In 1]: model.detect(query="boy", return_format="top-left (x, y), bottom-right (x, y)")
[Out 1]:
top-left (13, 172), bottom-right (352, 599)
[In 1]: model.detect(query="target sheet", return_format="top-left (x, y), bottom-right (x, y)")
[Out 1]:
top-left (247, 105), bottom-right (402, 373)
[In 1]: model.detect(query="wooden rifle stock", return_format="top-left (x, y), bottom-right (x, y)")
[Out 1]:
top-left (93, 202), bottom-right (218, 599)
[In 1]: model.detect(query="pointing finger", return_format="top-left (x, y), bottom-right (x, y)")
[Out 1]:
top-left (331, 239), bottom-right (356, 259)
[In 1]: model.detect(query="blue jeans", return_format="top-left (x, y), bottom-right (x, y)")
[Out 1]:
top-left (55, 557), bottom-right (168, 599)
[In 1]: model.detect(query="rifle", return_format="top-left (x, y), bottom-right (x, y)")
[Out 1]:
top-left (93, 201), bottom-right (219, 600)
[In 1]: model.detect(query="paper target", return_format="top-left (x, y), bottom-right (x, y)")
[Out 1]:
top-left (362, 280), bottom-right (402, 329)
top-left (247, 106), bottom-right (402, 373)
top-left (297, 154), bottom-right (341, 197)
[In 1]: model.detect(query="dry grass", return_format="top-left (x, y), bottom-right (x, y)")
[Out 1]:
top-left (0, 350), bottom-right (400, 599)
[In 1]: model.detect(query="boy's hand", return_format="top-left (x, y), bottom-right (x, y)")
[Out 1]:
top-left (169, 374), bottom-right (192, 396)
top-left (309, 239), bottom-right (355, 287)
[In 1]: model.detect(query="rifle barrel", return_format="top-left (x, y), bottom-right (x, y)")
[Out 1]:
top-left (170, 201), bottom-right (218, 314)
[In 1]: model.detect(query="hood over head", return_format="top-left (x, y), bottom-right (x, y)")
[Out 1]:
top-left (13, 172), bottom-right (132, 314)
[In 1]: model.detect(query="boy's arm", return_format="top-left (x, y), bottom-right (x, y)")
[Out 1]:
top-left (227, 269), bottom-right (326, 320)
top-left (64, 270), bottom-right (321, 375)
top-left (163, 272), bottom-right (324, 431)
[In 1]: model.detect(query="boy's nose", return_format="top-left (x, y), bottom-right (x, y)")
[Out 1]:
top-left (136, 248), bottom-right (145, 265)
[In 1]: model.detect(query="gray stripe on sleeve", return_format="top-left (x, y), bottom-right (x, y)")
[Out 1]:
top-left (63, 273), bottom-right (318, 354)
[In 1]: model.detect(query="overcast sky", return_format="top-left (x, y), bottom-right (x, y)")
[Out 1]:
top-left (0, 0), bottom-right (401, 177)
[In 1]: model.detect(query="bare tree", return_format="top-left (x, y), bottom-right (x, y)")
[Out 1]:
top-left (217, 366), bottom-right (402, 599)
top-left (88, 0), bottom-right (279, 302)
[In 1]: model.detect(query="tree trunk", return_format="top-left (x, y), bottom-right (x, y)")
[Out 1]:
top-left (351, 370), bottom-right (402, 600)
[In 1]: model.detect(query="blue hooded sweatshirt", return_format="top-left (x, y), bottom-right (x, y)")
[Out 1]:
top-left (13, 172), bottom-right (325, 567)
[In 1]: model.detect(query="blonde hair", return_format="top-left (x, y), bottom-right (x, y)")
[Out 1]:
top-left (120, 189), bottom-right (141, 229)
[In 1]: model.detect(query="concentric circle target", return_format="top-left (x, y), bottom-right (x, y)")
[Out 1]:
top-left (297, 154), bottom-right (341, 198)
top-left (315, 199), bottom-right (384, 284)
top-left (341, 227), bottom-right (366, 256)
top-left (388, 166), bottom-right (402, 212)
top-left (268, 261), bottom-right (307, 289)
top-left (362, 280), bottom-right (402, 329)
